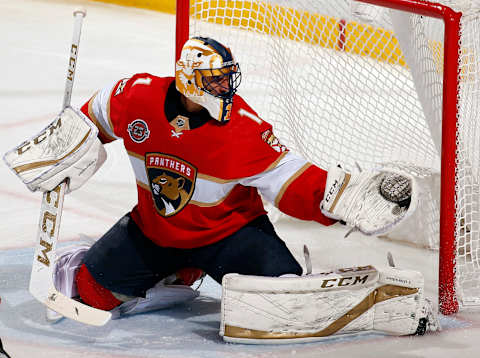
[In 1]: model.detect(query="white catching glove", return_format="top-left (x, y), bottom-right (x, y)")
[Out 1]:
top-left (320, 165), bottom-right (419, 235)
top-left (3, 107), bottom-right (106, 193)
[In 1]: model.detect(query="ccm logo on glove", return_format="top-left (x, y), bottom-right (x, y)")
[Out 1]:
top-left (17, 119), bottom-right (62, 155)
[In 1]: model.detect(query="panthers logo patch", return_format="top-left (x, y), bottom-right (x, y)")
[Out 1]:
top-left (146, 153), bottom-right (197, 217)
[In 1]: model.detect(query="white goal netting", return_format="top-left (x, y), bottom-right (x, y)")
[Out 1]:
top-left (187, 0), bottom-right (480, 309)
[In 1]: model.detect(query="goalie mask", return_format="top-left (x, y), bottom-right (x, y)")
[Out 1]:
top-left (175, 37), bottom-right (242, 123)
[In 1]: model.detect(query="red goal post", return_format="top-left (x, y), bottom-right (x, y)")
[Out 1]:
top-left (175, 0), bottom-right (480, 315)
top-left (356, 1), bottom-right (460, 316)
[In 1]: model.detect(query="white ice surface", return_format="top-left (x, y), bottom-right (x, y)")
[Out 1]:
top-left (1, 0), bottom-right (480, 357)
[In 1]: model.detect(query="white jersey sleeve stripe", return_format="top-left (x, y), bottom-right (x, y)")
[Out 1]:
top-left (129, 151), bottom-right (310, 208)
top-left (90, 81), bottom-right (119, 140)
top-left (197, 173), bottom-right (236, 184)
top-left (264, 151), bottom-right (289, 172)
top-left (274, 162), bottom-right (311, 207)
top-left (87, 92), bottom-right (117, 142)
top-left (128, 152), bottom-right (148, 186)
top-left (128, 152), bottom-right (239, 205)
top-left (191, 177), bottom-right (237, 205)
top-left (239, 152), bottom-right (309, 206)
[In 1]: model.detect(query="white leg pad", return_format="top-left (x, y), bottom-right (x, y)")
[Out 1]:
top-left (372, 267), bottom-right (433, 335)
top-left (110, 281), bottom-right (199, 319)
top-left (221, 265), bottom-right (439, 344)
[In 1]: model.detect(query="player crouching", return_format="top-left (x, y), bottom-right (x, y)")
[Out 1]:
top-left (4, 36), bottom-right (440, 341)
top-left (46, 244), bottom-right (204, 322)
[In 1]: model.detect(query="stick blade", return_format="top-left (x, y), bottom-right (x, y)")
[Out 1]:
top-left (34, 286), bottom-right (112, 326)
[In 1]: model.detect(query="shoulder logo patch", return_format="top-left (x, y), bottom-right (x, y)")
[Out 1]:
top-left (127, 119), bottom-right (150, 143)
top-left (261, 129), bottom-right (288, 153)
top-left (114, 78), bottom-right (129, 96)
top-left (146, 153), bottom-right (197, 217)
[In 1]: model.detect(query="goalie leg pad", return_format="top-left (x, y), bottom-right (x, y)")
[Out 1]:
top-left (220, 265), bottom-right (438, 344)
top-left (110, 281), bottom-right (200, 319)
top-left (373, 267), bottom-right (440, 335)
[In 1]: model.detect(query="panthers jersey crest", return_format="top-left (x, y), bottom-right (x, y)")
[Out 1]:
top-left (146, 153), bottom-right (197, 217)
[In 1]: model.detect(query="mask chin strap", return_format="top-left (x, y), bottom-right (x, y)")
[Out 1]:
top-left (188, 92), bottom-right (230, 123)
top-left (217, 97), bottom-right (233, 123)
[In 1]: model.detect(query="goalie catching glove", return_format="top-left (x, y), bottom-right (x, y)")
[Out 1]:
top-left (320, 165), bottom-right (418, 235)
top-left (3, 107), bottom-right (106, 193)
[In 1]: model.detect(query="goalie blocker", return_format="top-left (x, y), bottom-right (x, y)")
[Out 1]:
top-left (3, 106), bottom-right (106, 193)
top-left (221, 265), bottom-right (440, 344)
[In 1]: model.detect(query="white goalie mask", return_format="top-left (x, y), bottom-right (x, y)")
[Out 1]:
top-left (175, 37), bottom-right (242, 123)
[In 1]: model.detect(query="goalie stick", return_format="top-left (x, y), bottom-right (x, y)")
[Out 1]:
top-left (29, 8), bottom-right (112, 326)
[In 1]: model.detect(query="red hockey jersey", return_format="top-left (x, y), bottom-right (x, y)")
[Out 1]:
top-left (81, 74), bottom-right (335, 248)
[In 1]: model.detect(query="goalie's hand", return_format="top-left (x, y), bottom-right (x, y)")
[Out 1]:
top-left (320, 165), bottom-right (418, 235)
top-left (3, 107), bottom-right (106, 193)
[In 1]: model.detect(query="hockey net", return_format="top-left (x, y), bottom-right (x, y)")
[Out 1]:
top-left (176, 0), bottom-right (480, 314)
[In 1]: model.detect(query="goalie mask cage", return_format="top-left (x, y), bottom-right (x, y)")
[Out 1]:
top-left (175, 0), bottom-right (480, 315)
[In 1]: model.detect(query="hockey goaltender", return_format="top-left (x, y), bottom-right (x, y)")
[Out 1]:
top-left (4, 36), bottom-right (439, 344)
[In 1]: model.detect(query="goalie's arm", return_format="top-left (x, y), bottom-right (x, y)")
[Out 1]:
top-left (239, 152), bottom-right (337, 226)
top-left (3, 78), bottom-right (131, 193)
top-left (80, 74), bottom-right (152, 144)
top-left (80, 79), bottom-right (126, 144)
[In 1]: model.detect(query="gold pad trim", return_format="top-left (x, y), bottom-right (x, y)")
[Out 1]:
top-left (329, 172), bottom-right (350, 213)
top-left (224, 284), bottom-right (418, 339)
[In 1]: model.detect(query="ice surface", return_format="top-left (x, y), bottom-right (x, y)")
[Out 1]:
top-left (1, 0), bottom-right (480, 357)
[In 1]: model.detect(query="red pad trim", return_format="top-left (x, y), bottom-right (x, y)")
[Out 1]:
top-left (175, 267), bottom-right (204, 286)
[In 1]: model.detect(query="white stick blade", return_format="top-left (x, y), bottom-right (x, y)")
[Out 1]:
top-left (43, 287), bottom-right (112, 326)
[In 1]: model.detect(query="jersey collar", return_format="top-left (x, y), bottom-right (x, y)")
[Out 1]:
top-left (164, 79), bottom-right (211, 130)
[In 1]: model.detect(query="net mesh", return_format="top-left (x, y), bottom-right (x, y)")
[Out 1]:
top-left (188, 0), bottom-right (480, 307)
